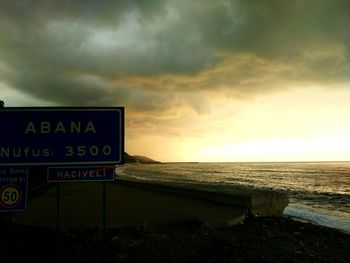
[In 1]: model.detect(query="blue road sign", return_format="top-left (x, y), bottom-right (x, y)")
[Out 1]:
top-left (0, 107), bottom-right (124, 165)
top-left (0, 167), bottom-right (28, 211)
top-left (47, 166), bottom-right (115, 182)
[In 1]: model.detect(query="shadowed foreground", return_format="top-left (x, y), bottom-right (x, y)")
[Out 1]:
top-left (1, 216), bottom-right (349, 263)
top-left (1, 180), bottom-right (349, 262)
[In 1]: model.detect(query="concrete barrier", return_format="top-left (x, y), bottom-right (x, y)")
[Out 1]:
top-left (116, 178), bottom-right (289, 217)
top-left (13, 179), bottom-right (289, 229)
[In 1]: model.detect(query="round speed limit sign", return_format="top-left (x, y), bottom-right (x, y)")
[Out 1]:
top-left (0, 185), bottom-right (22, 208)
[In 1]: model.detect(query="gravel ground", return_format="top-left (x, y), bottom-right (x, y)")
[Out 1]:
top-left (1, 216), bottom-right (349, 263)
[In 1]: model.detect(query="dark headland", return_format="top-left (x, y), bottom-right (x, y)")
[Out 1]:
top-left (124, 152), bottom-right (161, 164)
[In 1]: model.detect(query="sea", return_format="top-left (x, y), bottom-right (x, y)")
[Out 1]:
top-left (117, 162), bottom-right (350, 233)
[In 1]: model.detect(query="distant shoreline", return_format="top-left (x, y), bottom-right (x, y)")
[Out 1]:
top-left (161, 161), bottom-right (199, 164)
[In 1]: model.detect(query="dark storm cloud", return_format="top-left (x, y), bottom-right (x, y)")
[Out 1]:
top-left (207, 0), bottom-right (350, 56)
top-left (0, 0), bottom-right (165, 25)
top-left (0, 0), bottom-right (349, 110)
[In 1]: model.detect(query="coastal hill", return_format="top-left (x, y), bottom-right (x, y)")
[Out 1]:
top-left (124, 152), bottom-right (160, 164)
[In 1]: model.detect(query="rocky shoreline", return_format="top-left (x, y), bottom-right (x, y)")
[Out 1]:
top-left (1, 216), bottom-right (349, 263)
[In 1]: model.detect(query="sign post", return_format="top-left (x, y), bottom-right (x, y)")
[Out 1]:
top-left (0, 168), bottom-right (28, 212)
top-left (0, 107), bottom-right (124, 166)
top-left (0, 107), bottom-right (124, 230)
top-left (0, 167), bottom-right (28, 243)
top-left (47, 165), bottom-right (115, 230)
top-left (47, 166), bottom-right (115, 182)
top-left (102, 181), bottom-right (107, 230)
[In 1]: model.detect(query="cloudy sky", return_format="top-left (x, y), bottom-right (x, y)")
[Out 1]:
top-left (1, 0), bottom-right (350, 162)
